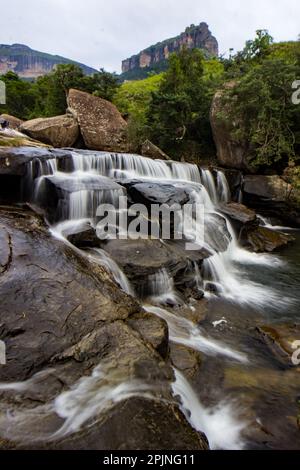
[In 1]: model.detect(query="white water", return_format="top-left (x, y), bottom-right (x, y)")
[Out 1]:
top-left (144, 305), bottom-right (248, 363)
top-left (217, 170), bottom-right (231, 203)
top-left (172, 369), bottom-right (246, 450)
top-left (23, 150), bottom-right (288, 449)
top-left (142, 269), bottom-right (182, 305)
top-left (29, 150), bottom-right (287, 307)
top-left (51, 366), bottom-right (156, 439)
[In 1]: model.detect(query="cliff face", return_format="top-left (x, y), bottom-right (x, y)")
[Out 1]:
top-left (122, 22), bottom-right (218, 74)
top-left (0, 44), bottom-right (97, 78)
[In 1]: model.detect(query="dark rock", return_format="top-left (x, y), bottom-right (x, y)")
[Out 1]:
top-left (210, 83), bottom-right (254, 172)
top-left (245, 226), bottom-right (294, 252)
top-left (256, 324), bottom-right (300, 367)
top-left (0, 205), bottom-right (139, 383)
top-left (122, 180), bottom-right (190, 207)
top-left (220, 202), bottom-right (257, 225)
top-left (50, 398), bottom-right (209, 450)
top-left (67, 224), bottom-right (101, 249)
top-left (169, 343), bottom-right (202, 379)
top-left (0, 205), bottom-right (209, 449)
top-left (242, 175), bottom-right (300, 227)
top-left (101, 239), bottom-right (208, 297)
top-left (127, 310), bottom-right (169, 359)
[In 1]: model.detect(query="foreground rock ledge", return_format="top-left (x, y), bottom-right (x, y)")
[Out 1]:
top-left (0, 205), bottom-right (208, 450)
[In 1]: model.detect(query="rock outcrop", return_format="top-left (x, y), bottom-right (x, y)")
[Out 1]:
top-left (67, 89), bottom-right (129, 152)
top-left (0, 205), bottom-right (208, 450)
top-left (122, 22), bottom-right (218, 74)
top-left (20, 115), bottom-right (79, 148)
top-left (242, 175), bottom-right (300, 227)
top-left (210, 83), bottom-right (253, 172)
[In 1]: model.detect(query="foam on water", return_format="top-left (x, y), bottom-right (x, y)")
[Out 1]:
top-left (144, 305), bottom-right (248, 363)
top-left (172, 368), bottom-right (246, 450)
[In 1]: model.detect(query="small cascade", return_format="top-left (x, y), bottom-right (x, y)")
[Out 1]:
top-left (200, 169), bottom-right (218, 204)
top-left (172, 369), bottom-right (246, 450)
top-left (144, 305), bottom-right (248, 363)
top-left (85, 247), bottom-right (134, 296)
top-left (140, 269), bottom-right (181, 306)
top-left (217, 170), bottom-right (231, 203)
top-left (68, 187), bottom-right (124, 221)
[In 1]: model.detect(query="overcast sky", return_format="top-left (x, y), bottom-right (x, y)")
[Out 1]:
top-left (0, 0), bottom-right (299, 73)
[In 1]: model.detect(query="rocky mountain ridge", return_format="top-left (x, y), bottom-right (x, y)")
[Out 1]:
top-left (122, 22), bottom-right (218, 74)
top-left (0, 43), bottom-right (97, 78)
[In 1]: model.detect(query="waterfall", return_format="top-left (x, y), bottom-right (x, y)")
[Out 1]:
top-left (217, 170), bottom-right (231, 203)
top-left (144, 305), bottom-right (248, 363)
top-left (172, 369), bottom-right (246, 450)
top-left (27, 150), bottom-right (285, 307)
top-left (85, 247), bottom-right (134, 296)
top-left (200, 169), bottom-right (218, 204)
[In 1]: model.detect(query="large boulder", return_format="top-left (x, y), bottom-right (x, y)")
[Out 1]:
top-left (0, 114), bottom-right (23, 130)
top-left (20, 114), bottom-right (79, 148)
top-left (245, 226), bottom-right (294, 252)
top-left (210, 83), bottom-right (254, 172)
top-left (67, 89), bottom-right (128, 152)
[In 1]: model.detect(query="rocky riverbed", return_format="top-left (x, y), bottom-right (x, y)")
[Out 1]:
top-left (0, 145), bottom-right (299, 450)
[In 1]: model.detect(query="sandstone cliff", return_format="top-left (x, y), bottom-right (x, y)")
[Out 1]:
top-left (122, 22), bottom-right (218, 74)
top-left (0, 44), bottom-right (97, 79)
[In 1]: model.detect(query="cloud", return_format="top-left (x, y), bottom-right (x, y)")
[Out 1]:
top-left (0, 0), bottom-right (299, 72)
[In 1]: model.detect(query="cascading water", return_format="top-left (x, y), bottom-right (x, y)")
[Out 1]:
top-left (172, 369), bottom-right (246, 450)
top-left (29, 150), bottom-right (285, 307)
top-left (24, 149), bottom-right (289, 449)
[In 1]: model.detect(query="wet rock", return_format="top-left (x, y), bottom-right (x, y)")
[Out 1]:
top-left (0, 205), bottom-right (209, 450)
top-left (122, 180), bottom-right (190, 207)
top-left (246, 226), bottom-right (294, 252)
top-left (220, 202), bottom-right (257, 225)
top-left (243, 175), bottom-right (300, 227)
top-left (67, 89), bottom-right (128, 152)
top-left (20, 115), bottom-right (79, 148)
top-left (0, 205), bottom-right (139, 383)
top-left (39, 174), bottom-right (124, 222)
top-left (170, 343), bottom-right (202, 379)
top-left (256, 324), bottom-right (300, 367)
top-left (50, 398), bottom-right (209, 450)
top-left (101, 239), bottom-right (207, 296)
top-left (67, 224), bottom-right (101, 249)
top-left (127, 310), bottom-right (169, 359)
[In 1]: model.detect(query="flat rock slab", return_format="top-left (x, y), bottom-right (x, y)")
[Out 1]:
top-left (220, 202), bottom-right (257, 225)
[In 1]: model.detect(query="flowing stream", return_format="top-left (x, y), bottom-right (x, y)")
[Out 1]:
top-left (2, 149), bottom-right (298, 449)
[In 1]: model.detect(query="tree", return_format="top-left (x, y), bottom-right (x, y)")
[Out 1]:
top-left (147, 48), bottom-right (216, 159)
top-left (0, 72), bottom-right (37, 119)
top-left (221, 57), bottom-right (300, 168)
